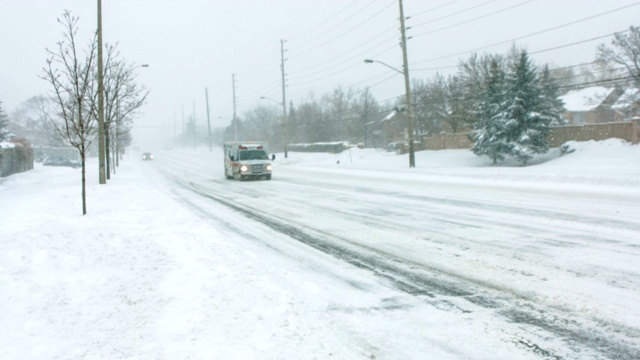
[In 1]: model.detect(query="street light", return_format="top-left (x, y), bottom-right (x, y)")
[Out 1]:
top-left (363, 59), bottom-right (402, 75)
top-left (260, 96), bottom-right (288, 158)
top-left (364, 58), bottom-right (415, 168)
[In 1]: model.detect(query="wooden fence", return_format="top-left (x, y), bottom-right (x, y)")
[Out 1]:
top-left (0, 146), bottom-right (34, 177)
top-left (421, 120), bottom-right (640, 151)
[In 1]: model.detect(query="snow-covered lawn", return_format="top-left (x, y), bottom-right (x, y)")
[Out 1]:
top-left (1, 139), bottom-right (639, 359)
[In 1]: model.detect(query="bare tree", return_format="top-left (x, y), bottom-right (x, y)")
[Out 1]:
top-left (12, 96), bottom-right (61, 147)
top-left (242, 105), bottom-right (279, 146)
top-left (353, 88), bottom-right (381, 147)
top-left (597, 26), bottom-right (640, 86)
top-left (41, 11), bottom-right (97, 215)
top-left (321, 86), bottom-right (357, 142)
top-left (101, 44), bottom-right (148, 175)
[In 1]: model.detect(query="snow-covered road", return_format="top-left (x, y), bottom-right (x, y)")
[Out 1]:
top-left (2, 140), bottom-right (639, 359)
top-left (152, 142), bottom-right (640, 359)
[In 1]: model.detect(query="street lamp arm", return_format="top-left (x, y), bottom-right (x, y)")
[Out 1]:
top-left (260, 96), bottom-right (282, 106)
top-left (363, 59), bottom-right (403, 75)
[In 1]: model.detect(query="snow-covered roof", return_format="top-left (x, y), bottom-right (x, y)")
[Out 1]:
top-left (612, 88), bottom-right (640, 110)
top-left (381, 110), bottom-right (397, 122)
top-left (560, 86), bottom-right (615, 112)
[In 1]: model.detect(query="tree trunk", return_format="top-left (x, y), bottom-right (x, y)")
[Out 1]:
top-left (105, 126), bottom-right (111, 179)
top-left (81, 143), bottom-right (87, 215)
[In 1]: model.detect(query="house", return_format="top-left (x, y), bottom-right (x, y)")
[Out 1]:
top-left (611, 88), bottom-right (640, 120)
top-left (560, 86), bottom-right (626, 124)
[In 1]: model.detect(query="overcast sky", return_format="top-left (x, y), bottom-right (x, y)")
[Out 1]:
top-left (1, 0), bottom-right (639, 149)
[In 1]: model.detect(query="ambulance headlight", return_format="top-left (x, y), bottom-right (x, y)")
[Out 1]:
top-left (240, 165), bottom-right (248, 172)
top-left (266, 164), bottom-right (272, 171)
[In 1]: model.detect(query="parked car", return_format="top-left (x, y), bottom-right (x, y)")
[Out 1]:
top-left (386, 141), bottom-right (408, 153)
top-left (142, 152), bottom-right (154, 161)
top-left (43, 156), bottom-right (82, 168)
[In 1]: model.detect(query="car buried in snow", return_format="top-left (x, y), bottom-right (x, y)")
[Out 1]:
top-left (43, 156), bottom-right (82, 168)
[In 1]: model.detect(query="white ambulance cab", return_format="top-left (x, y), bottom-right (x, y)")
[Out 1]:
top-left (224, 142), bottom-right (275, 181)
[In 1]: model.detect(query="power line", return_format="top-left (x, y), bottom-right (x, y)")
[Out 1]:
top-left (309, 0), bottom-right (533, 94)
top-left (291, 36), bottom-right (397, 81)
top-left (288, 25), bottom-right (397, 76)
top-left (290, 0), bottom-right (396, 60)
top-left (530, 29), bottom-right (632, 55)
top-left (557, 75), bottom-right (636, 90)
top-left (410, 0), bottom-right (501, 28)
top-left (288, 0), bottom-right (381, 53)
top-left (409, 0), bottom-right (464, 18)
top-left (412, 0), bottom-right (536, 39)
top-left (287, 0), bottom-right (362, 42)
top-left (289, 43), bottom-right (398, 87)
top-left (412, 1), bottom-right (640, 65)
top-left (410, 29), bottom-right (631, 73)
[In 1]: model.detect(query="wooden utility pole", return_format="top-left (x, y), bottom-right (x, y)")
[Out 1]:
top-left (192, 99), bottom-right (196, 147)
top-left (97, 0), bottom-right (106, 183)
top-left (205, 87), bottom-right (212, 151)
top-left (399, 0), bottom-right (415, 168)
top-left (232, 73), bottom-right (238, 141)
top-left (281, 39), bottom-right (288, 158)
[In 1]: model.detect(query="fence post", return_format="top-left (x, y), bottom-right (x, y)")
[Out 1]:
top-left (631, 118), bottom-right (640, 144)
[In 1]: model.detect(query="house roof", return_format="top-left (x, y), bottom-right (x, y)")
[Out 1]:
top-left (381, 110), bottom-right (398, 122)
top-left (560, 86), bottom-right (616, 112)
top-left (612, 88), bottom-right (640, 111)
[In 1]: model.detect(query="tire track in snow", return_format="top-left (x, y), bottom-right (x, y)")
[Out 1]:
top-left (158, 169), bottom-right (640, 360)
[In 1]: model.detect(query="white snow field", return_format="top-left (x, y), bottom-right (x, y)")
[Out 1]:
top-left (1, 139), bottom-right (639, 359)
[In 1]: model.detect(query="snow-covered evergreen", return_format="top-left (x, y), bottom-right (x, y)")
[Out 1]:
top-left (0, 101), bottom-right (11, 141)
top-left (471, 51), bottom-right (561, 166)
top-left (471, 59), bottom-right (508, 164)
top-left (539, 65), bottom-right (566, 126)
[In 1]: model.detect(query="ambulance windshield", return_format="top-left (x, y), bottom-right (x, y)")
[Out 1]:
top-left (239, 150), bottom-right (269, 161)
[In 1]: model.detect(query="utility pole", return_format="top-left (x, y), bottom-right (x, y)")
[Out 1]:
top-left (399, 0), bottom-right (415, 168)
top-left (232, 73), bottom-right (238, 141)
top-left (192, 99), bottom-right (196, 147)
top-left (205, 87), bottom-right (212, 151)
top-left (181, 105), bottom-right (185, 145)
top-left (97, 0), bottom-right (106, 184)
top-left (281, 39), bottom-right (288, 158)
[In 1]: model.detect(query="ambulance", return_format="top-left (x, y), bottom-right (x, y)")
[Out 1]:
top-left (224, 142), bottom-right (275, 181)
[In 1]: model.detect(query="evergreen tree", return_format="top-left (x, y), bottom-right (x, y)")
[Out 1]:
top-left (471, 59), bottom-right (509, 164)
top-left (539, 65), bottom-right (566, 126)
top-left (499, 50), bottom-right (552, 165)
top-left (0, 101), bottom-right (10, 141)
top-left (471, 51), bottom-right (560, 165)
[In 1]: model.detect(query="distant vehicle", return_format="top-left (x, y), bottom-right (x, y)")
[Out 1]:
top-left (142, 152), bottom-right (154, 161)
top-left (387, 141), bottom-right (408, 153)
top-left (224, 142), bottom-right (275, 181)
top-left (43, 156), bottom-right (82, 168)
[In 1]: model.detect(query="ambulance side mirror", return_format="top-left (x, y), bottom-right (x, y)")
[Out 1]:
top-left (230, 155), bottom-right (235, 161)
top-left (271, 154), bottom-right (276, 161)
